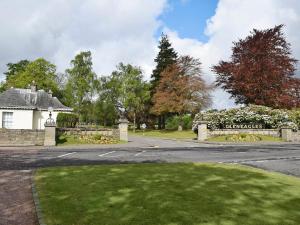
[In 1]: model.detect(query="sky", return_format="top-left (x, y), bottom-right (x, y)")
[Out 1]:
top-left (0, 0), bottom-right (299, 109)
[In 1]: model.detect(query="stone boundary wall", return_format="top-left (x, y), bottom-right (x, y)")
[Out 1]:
top-left (208, 129), bottom-right (280, 138)
top-left (291, 131), bottom-right (300, 142)
top-left (0, 129), bottom-right (45, 146)
top-left (197, 121), bottom-right (300, 142)
top-left (56, 128), bottom-right (120, 139)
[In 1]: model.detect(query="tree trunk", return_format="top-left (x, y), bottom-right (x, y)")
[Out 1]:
top-left (158, 116), bottom-right (162, 130)
top-left (178, 114), bottom-right (183, 131)
top-left (133, 112), bottom-right (136, 133)
top-left (162, 115), bottom-right (166, 130)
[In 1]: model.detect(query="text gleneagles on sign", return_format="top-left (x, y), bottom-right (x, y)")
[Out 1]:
top-left (223, 124), bottom-right (265, 129)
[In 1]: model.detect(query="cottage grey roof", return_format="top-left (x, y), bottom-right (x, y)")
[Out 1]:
top-left (0, 88), bottom-right (73, 111)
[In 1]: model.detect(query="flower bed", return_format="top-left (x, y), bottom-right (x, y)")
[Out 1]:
top-left (57, 134), bottom-right (119, 145)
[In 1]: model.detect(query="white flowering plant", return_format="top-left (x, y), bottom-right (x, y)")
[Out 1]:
top-left (193, 105), bottom-right (299, 132)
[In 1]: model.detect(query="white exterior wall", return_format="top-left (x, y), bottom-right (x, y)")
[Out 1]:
top-left (0, 109), bottom-right (33, 129)
top-left (33, 111), bottom-right (60, 130)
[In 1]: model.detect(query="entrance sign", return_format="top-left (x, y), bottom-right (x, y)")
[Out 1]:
top-left (224, 124), bottom-right (265, 129)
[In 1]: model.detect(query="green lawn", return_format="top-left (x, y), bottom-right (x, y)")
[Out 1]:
top-left (207, 134), bottom-right (283, 142)
top-left (130, 129), bottom-right (196, 139)
top-left (35, 163), bottom-right (300, 225)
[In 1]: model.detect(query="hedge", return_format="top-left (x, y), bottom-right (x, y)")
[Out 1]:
top-left (56, 113), bottom-right (79, 128)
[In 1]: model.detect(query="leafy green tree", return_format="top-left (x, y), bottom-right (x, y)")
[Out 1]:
top-left (4, 60), bottom-right (30, 82)
top-left (2, 58), bottom-right (60, 97)
top-left (102, 63), bottom-right (150, 129)
top-left (151, 34), bottom-right (178, 129)
top-left (94, 97), bottom-right (119, 126)
top-left (64, 51), bottom-right (99, 120)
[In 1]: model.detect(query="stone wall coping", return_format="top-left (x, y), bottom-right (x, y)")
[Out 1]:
top-left (57, 127), bottom-right (115, 131)
top-left (280, 126), bottom-right (293, 129)
top-left (0, 128), bottom-right (44, 132)
top-left (197, 121), bottom-right (208, 124)
top-left (210, 128), bottom-right (279, 131)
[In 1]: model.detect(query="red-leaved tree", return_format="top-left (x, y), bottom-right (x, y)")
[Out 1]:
top-left (212, 24), bottom-right (300, 109)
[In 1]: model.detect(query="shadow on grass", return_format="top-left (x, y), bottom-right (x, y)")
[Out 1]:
top-left (35, 163), bottom-right (300, 225)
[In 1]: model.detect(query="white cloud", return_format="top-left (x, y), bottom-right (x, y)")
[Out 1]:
top-left (165, 0), bottom-right (300, 109)
top-left (0, 0), bottom-right (167, 79)
top-left (1, 0), bottom-right (299, 109)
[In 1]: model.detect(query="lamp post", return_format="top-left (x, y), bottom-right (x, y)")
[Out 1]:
top-left (44, 107), bottom-right (56, 146)
top-left (45, 107), bottom-right (55, 126)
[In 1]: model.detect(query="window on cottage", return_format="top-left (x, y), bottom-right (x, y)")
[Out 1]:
top-left (2, 112), bottom-right (13, 129)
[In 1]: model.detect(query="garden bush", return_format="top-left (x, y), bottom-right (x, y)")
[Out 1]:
top-left (166, 115), bottom-right (193, 130)
top-left (193, 105), bottom-right (299, 132)
top-left (56, 113), bottom-right (79, 128)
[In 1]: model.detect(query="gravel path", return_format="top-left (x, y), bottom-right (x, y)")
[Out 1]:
top-left (0, 170), bottom-right (38, 225)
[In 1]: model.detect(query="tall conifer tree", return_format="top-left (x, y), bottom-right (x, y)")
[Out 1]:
top-left (150, 34), bottom-right (178, 129)
top-left (151, 34), bottom-right (178, 94)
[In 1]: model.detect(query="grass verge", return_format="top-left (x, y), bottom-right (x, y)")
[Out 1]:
top-left (129, 129), bottom-right (196, 139)
top-left (35, 163), bottom-right (300, 225)
top-left (207, 134), bottom-right (283, 142)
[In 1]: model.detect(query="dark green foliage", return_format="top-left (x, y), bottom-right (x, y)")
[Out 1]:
top-left (2, 58), bottom-right (61, 98)
top-left (4, 60), bottom-right (30, 81)
top-left (94, 98), bottom-right (118, 126)
top-left (56, 113), bottom-right (79, 128)
top-left (151, 34), bottom-right (178, 94)
top-left (166, 115), bottom-right (193, 130)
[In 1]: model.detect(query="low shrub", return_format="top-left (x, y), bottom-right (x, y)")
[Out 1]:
top-left (56, 113), bottom-right (79, 128)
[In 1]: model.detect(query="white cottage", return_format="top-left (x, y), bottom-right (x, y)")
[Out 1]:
top-left (0, 84), bottom-right (72, 130)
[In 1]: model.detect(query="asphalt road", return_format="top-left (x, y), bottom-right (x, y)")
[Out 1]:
top-left (0, 137), bottom-right (300, 177)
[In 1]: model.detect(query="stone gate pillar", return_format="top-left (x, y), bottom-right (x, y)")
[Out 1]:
top-left (198, 121), bottom-right (208, 142)
top-left (119, 118), bottom-right (129, 142)
top-left (44, 123), bottom-right (56, 146)
top-left (281, 127), bottom-right (293, 142)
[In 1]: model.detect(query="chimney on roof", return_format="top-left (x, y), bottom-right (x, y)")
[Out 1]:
top-left (48, 89), bottom-right (53, 98)
top-left (31, 81), bottom-right (37, 92)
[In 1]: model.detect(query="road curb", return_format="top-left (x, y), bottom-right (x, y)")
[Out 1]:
top-left (31, 170), bottom-right (46, 225)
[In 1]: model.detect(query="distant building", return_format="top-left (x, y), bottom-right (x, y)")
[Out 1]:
top-left (0, 84), bottom-right (72, 129)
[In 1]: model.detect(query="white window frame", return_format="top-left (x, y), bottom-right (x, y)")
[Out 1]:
top-left (2, 112), bottom-right (13, 129)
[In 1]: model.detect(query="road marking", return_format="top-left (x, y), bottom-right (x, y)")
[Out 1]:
top-left (253, 160), bottom-right (267, 163)
top-left (98, 151), bottom-right (116, 157)
top-left (141, 146), bottom-right (159, 149)
top-left (57, 152), bottom-right (76, 158)
top-left (134, 150), bottom-right (146, 157)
